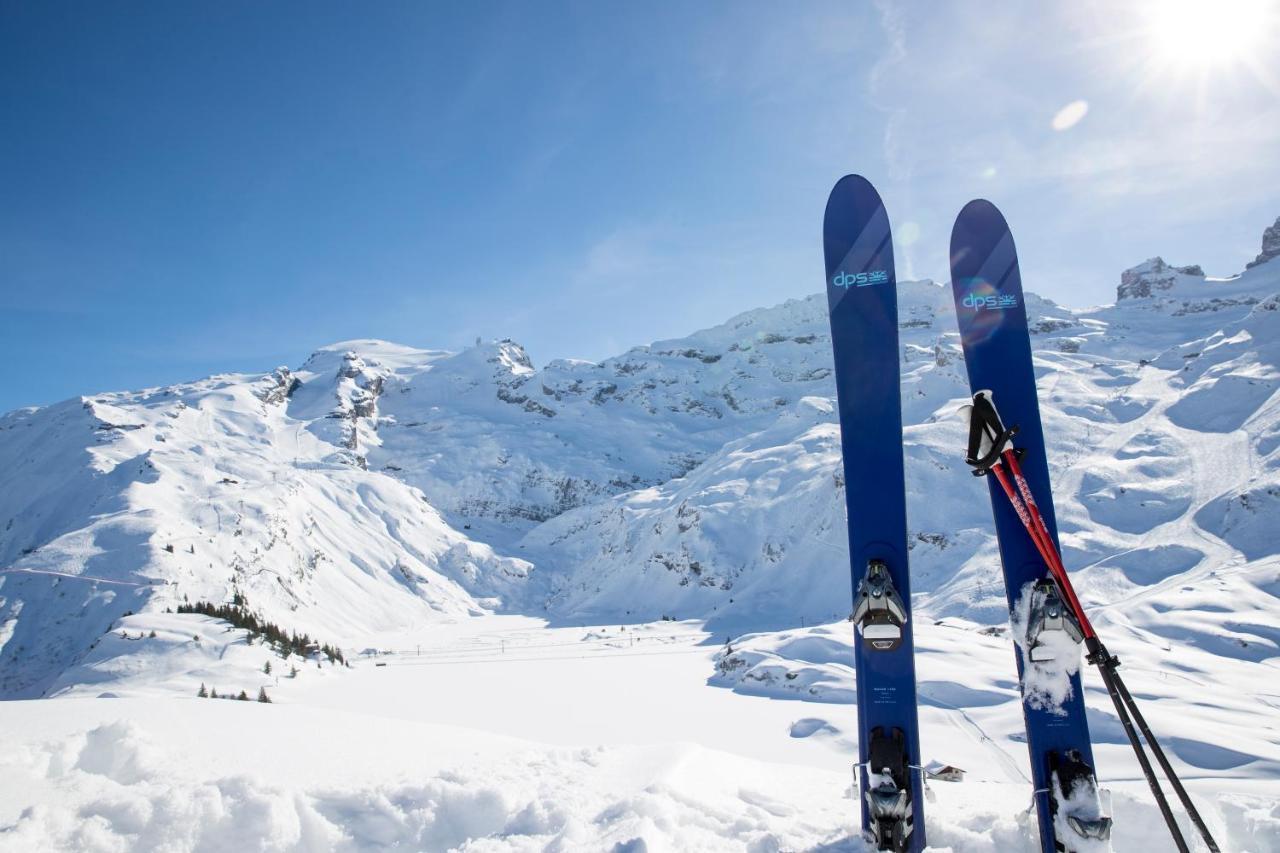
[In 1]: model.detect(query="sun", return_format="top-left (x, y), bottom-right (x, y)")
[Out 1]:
top-left (1140, 0), bottom-right (1276, 75)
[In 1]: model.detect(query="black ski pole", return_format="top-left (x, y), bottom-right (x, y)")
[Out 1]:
top-left (1087, 637), bottom-right (1189, 853)
top-left (1108, 666), bottom-right (1221, 851)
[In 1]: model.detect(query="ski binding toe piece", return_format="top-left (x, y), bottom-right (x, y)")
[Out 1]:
top-left (852, 559), bottom-right (908, 652)
top-left (1026, 579), bottom-right (1084, 664)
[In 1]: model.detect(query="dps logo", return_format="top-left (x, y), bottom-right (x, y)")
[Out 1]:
top-left (962, 291), bottom-right (1019, 311)
top-left (831, 269), bottom-right (889, 289)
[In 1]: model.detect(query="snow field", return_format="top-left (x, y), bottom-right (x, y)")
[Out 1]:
top-left (5, 612), bottom-right (1277, 850)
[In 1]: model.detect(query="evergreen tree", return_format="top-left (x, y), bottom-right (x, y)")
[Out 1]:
top-left (197, 683), bottom-right (208, 698)
top-left (257, 687), bottom-right (272, 703)
top-left (263, 660), bottom-right (272, 675)
top-left (209, 687), bottom-right (218, 698)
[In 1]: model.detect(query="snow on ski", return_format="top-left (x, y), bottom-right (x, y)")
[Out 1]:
top-left (949, 199), bottom-right (1110, 853)
top-left (823, 174), bottom-right (925, 852)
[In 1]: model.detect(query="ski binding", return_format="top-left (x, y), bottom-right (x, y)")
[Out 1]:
top-left (864, 727), bottom-right (914, 851)
top-left (852, 559), bottom-right (907, 651)
top-left (1049, 750), bottom-right (1112, 849)
top-left (1026, 579), bottom-right (1085, 663)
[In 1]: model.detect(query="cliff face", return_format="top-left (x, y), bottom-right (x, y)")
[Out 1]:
top-left (1247, 216), bottom-right (1280, 269)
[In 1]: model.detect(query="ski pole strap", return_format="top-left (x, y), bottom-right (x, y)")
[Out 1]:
top-left (964, 391), bottom-right (1018, 475)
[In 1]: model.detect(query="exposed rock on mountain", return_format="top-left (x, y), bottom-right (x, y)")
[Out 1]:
top-left (1247, 215), bottom-right (1280, 269)
top-left (1117, 257), bottom-right (1205, 300)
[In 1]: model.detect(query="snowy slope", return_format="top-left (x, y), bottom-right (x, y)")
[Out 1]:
top-left (0, 356), bottom-right (531, 698)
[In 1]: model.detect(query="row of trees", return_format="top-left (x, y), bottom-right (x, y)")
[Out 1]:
top-left (174, 598), bottom-right (347, 665)
top-left (197, 684), bottom-right (271, 702)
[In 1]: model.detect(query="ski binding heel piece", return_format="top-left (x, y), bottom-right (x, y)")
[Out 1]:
top-left (865, 727), bottom-right (914, 852)
top-left (1027, 579), bottom-right (1085, 663)
top-left (1049, 750), bottom-right (1112, 849)
top-left (852, 559), bottom-right (907, 651)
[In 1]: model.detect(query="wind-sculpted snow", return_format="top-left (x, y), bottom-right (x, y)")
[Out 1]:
top-left (0, 705), bottom-right (864, 852)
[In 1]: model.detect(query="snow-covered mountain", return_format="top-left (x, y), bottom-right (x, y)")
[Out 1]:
top-left (3, 219), bottom-right (1280, 852)
top-left (2, 220), bottom-right (1279, 706)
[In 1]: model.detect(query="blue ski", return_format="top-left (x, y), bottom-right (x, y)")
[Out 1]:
top-left (949, 200), bottom-right (1108, 852)
top-left (824, 174), bottom-right (925, 852)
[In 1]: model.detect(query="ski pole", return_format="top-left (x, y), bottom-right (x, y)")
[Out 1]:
top-left (991, 455), bottom-right (1191, 850)
top-left (1089, 637), bottom-right (1190, 852)
top-left (1110, 660), bottom-right (1221, 852)
top-left (968, 390), bottom-right (1221, 851)
top-left (994, 448), bottom-right (1219, 852)
top-left (1002, 450), bottom-right (1220, 848)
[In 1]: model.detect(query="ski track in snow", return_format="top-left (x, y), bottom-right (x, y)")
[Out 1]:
top-left (2, 246), bottom-right (1280, 849)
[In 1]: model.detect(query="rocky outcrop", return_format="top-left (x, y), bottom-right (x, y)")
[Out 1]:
top-left (258, 367), bottom-right (301, 405)
top-left (1117, 257), bottom-right (1205, 300)
top-left (334, 352), bottom-right (386, 453)
top-left (1246, 216), bottom-right (1280, 269)
top-left (491, 341), bottom-right (556, 417)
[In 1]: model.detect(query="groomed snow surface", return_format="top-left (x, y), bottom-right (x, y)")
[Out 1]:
top-left (3, 239), bottom-right (1280, 850)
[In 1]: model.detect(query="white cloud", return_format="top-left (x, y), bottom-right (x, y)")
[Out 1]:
top-left (1051, 99), bottom-right (1089, 131)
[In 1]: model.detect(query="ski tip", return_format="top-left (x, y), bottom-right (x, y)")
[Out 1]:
top-left (825, 174), bottom-right (882, 216)
top-left (949, 199), bottom-right (1014, 276)
top-left (830, 173), bottom-right (875, 194)
top-left (822, 174), bottom-right (895, 293)
top-left (951, 199), bottom-right (1008, 238)
top-left (956, 197), bottom-right (1001, 219)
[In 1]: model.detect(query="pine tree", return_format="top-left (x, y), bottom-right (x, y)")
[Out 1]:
top-left (197, 683), bottom-right (208, 698)
top-left (263, 660), bottom-right (272, 675)
top-left (237, 690), bottom-right (249, 701)
top-left (209, 687), bottom-right (218, 699)
top-left (257, 687), bottom-right (272, 703)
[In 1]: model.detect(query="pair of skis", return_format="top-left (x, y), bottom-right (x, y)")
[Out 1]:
top-left (824, 177), bottom-right (1219, 852)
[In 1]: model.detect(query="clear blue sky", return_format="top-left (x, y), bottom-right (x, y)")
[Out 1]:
top-left (3, 1), bottom-right (1278, 413)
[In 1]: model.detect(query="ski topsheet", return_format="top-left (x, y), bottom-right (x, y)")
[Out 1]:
top-left (823, 175), bottom-right (925, 852)
top-left (949, 200), bottom-right (1103, 852)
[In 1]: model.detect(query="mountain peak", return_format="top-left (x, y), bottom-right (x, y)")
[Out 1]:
top-left (1117, 256), bottom-right (1206, 301)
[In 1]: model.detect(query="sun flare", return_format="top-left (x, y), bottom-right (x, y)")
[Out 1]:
top-left (1141, 0), bottom-right (1276, 74)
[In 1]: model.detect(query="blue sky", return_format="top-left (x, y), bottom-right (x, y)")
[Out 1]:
top-left (3, 1), bottom-right (1278, 413)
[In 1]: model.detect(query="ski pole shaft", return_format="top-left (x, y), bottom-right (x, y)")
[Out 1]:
top-left (989, 464), bottom-right (1052, 564)
top-left (1110, 668), bottom-right (1221, 851)
top-left (989, 462), bottom-right (1072, 606)
top-left (1000, 451), bottom-right (1097, 639)
top-left (1088, 639), bottom-right (1190, 853)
